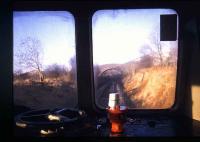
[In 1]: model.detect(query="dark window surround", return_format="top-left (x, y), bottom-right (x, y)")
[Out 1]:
top-left (5, 0), bottom-right (194, 117)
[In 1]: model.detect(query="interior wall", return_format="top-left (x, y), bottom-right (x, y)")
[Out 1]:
top-left (183, 18), bottom-right (200, 121)
top-left (191, 86), bottom-right (200, 121)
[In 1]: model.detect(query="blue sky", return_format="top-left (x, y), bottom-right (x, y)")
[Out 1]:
top-left (13, 11), bottom-right (75, 72)
top-left (92, 9), bottom-right (178, 65)
top-left (13, 9), bottom-right (178, 72)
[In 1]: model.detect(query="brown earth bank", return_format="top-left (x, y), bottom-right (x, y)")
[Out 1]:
top-left (14, 76), bottom-right (77, 110)
top-left (14, 65), bottom-right (177, 110)
top-left (123, 65), bottom-right (177, 109)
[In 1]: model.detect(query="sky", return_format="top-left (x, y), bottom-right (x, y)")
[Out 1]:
top-left (92, 9), bottom-right (178, 65)
top-left (13, 11), bottom-right (75, 72)
top-left (13, 9), bottom-right (178, 72)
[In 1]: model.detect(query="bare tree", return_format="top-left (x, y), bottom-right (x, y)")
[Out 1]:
top-left (45, 64), bottom-right (67, 79)
top-left (149, 30), bottom-right (164, 66)
top-left (140, 44), bottom-right (153, 56)
top-left (167, 43), bottom-right (178, 66)
top-left (15, 37), bottom-right (44, 82)
top-left (69, 56), bottom-right (77, 82)
top-left (138, 55), bottom-right (154, 68)
top-left (139, 44), bottom-right (154, 68)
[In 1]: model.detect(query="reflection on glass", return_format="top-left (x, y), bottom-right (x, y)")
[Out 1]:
top-left (92, 9), bottom-right (178, 109)
top-left (13, 11), bottom-right (77, 111)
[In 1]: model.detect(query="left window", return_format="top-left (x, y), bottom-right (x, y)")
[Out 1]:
top-left (13, 11), bottom-right (77, 112)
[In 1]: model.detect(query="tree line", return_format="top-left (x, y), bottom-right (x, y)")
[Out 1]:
top-left (14, 36), bottom-right (76, 82)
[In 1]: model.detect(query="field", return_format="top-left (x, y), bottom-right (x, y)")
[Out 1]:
top-left (14, 74), bottom-right (77, 110)
top-left (123, 66), bottom-right (177, 109)
top-left (14, 63), bottom-right (177, 111)
top-left (95, 63), bottom-right (177, 109)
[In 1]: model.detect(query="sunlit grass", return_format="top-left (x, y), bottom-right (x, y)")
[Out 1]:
top-left (124, 66), bottom-right (177, 109)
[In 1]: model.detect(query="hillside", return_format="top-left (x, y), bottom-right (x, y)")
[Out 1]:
top-left (123, 66), bottom-right (177, 109)
top-left (14, 62), bottom-right (177, 110)
top-left (14, 75), bottom-right (77, 110)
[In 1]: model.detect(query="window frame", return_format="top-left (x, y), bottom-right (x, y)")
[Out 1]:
top-left (90, 8), bottom-right (181, 113)
top-left (10, 0), bottom-right (189, 117)
top-left (89, 6), bottom-right (188, 116)
top-left (13, 10), bottom-right (78, 110)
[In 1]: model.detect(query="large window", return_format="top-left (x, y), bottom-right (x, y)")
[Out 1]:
top-left (92, 9), bottom-right (178, 109)
top-left (13, 11), bottom-right (77, 111)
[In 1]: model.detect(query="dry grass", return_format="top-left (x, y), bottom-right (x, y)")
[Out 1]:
top-left (14, 75), bottom-right (77, 110)
top-left (14, 65), bottom-right (177, 110)
top-left (123, 65), bottom-right (177, 109)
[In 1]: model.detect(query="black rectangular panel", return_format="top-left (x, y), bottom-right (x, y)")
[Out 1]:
top-left (160, 14), bottom-right (177, 41)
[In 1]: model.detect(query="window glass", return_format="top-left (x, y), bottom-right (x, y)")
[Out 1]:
top-left (92, 9), bottom-right (178, 109)
top-left (13, 11), bottom-right (77, 112)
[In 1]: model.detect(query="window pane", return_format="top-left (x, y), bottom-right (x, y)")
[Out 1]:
top-left (13, 11), bottom-right (77, 112)
top-left (92, 9), bottom-right (178, 109)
